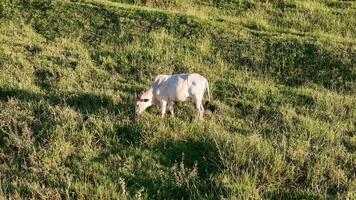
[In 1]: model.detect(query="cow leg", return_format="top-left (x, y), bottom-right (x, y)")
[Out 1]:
top-left (160, 100), bottom-right (167, 118)
top-left (194, 101), bottom-right (203, 121)
top-left (167, 101), bottom-right (174, 117)
top-left (192, 95), bottom-right (202, 121)
top-left (199, 103), bottom-right (204, 120)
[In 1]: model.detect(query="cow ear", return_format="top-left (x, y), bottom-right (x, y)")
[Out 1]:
top-left (143, 99), bottom-right (149, 102)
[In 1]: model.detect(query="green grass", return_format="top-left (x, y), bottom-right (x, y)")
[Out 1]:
top-left (0, 0), bottom-right (355, 199)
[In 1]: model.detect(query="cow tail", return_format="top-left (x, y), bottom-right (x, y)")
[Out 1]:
top-left (204, 80), bottom-right (211, 108)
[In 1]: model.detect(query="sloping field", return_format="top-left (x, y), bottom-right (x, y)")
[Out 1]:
top-left (0, 0), bottom-right (355, 199)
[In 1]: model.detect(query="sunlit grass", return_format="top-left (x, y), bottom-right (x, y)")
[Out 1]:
top-left (0, 0), bottom-right (355, 199)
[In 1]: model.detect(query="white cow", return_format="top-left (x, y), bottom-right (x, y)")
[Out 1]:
top-left (135, 73), bottom-right (210, 120)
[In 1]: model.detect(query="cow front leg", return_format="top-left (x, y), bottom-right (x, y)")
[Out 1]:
top-left (160, 100), bottom-right (167, 118)
top-left (167, 101), bottom-right (174, 117)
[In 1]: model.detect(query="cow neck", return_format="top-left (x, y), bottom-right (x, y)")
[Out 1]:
top-left (143, 87), bottom-right (154, 100)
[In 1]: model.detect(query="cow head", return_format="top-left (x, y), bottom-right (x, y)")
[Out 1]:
top-left (135, 93), bottom-right (152, 115)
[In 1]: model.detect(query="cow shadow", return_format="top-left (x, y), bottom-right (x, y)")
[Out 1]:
top-left (0, 86), bottom-right (142, 150)
top-left (0, 87), bottom-right (44, 102)
top-left (0, 87), bottom-right (130, 116)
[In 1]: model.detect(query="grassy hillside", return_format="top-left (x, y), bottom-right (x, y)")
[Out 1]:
top-left (0, 0), bottom-right (355, 199)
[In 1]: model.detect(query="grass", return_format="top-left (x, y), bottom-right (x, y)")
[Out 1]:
top-left (0, 0), bottom-right (355, 199)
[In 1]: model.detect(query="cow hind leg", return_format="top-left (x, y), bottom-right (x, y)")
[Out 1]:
top-left (199, 104), bottom-right (204, 120)
top-left (160, 100), bottom-right (167, 118)
top-left (167, 101), bottom-right (174, 117)
top-left (194, 100), bottom-right (203, 121)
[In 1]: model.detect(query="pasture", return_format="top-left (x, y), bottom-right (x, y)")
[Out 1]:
top-left (0, 0), bottom-right (355, 199)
